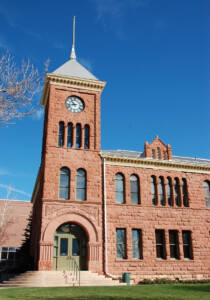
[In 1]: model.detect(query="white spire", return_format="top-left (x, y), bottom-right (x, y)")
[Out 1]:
top-left (70, 16), bottom-right (76, 60)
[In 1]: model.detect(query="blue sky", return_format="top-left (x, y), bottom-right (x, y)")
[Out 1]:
top-left (0, 0), bottom-right (209, 201)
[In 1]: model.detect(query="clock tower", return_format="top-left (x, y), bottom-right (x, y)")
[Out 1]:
top-left (31, 18), bottom-right (106, 272)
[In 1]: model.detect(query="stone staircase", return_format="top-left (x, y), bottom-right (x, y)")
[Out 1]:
top-left (0, 271), bottom-right (126, 287)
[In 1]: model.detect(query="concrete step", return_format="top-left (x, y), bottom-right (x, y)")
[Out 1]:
top-left (0, 270), bottom-right (125, 287)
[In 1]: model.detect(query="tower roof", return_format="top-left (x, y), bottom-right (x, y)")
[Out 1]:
top-left (53, 16), bottom-right (98, 81)
top-left (53, 59), bottom-right (98, 80)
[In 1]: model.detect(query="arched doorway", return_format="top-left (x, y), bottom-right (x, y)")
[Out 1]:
top-left (53, 223), bottom-right (87, 271)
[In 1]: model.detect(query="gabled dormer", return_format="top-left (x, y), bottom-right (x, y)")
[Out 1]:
top-left (144, 136), bottom-right (172, 160)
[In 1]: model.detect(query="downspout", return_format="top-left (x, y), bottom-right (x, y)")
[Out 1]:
top-left (103, 157), bottom-right (119, 280)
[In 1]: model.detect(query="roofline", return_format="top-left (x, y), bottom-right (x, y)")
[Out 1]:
top-left (41, 73), bottom-right (106, 107)
top-left (100, 153), bottom-right (210, 174)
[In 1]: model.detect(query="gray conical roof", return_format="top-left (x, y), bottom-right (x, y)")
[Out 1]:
top-left (53, 59), bottom-right (98, 80)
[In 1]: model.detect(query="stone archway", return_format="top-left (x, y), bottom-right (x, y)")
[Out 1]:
top-left (38, 213), bottom-right (101, 272)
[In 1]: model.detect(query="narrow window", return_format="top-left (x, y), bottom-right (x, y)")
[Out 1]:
top-left (158, 177), bottom-right (165, 206)
top-left (130, 174), bottom-right (140, 204)
top-left (182, 179), bottom-right (189, 207)
top-left (169, 230), bottom-right (179, 259)
top-left (115, 173), bottom-right (125, 204)
top-left (75, 124), bottom-right (81, 148)
top-left (59, 167), bottom-right (70, 199)
top-left (132, 229), bottom-right (142, 259)
top-left (163, 151), bottom-right (166, 160)
top-left (203, 181), bottom-right (210, 208)
top-left (166, 177), bottom-right (173, 206)
top-left (174, 178), bottom-right (181, 207)
top-left (182, 231), bottom-right (193, 259)
top-left (76, 169), bottom-right (86, 200)
top-left (151, 176), bottom-right (157, 205)
top-left (58, 122), bottom-right (64, 147)
top-left (84, 125), bottom-right (90, 149)
top-left (116, 229), bottom-right (126, 259)
top-left (152, 149), bottom-right (155, 159)
top-left (157, 147), bottom-right (161, 159)
top-left (67, 123), bottom-right (73, 148)
top-left (155, 230), bottom-right (166, 259)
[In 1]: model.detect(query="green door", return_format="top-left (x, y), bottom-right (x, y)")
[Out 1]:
top-left (53, 223), bottom-right (87, 271)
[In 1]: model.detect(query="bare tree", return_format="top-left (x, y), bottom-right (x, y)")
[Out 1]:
top-left (0, 51), bottom-right (49, 125)
top-left (0, 185), bottom-right (15, 245)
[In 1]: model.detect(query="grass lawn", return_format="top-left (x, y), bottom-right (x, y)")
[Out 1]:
top-left (0, 284), bottom-right (210, 300)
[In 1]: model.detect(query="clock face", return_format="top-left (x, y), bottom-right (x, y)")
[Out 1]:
top-left (65, 96), bottom-right (84, 113)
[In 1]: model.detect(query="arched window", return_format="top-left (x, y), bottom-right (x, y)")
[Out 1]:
top-left (67, 123), bottom-right (73, 148)
top-left (174, 178), bottom-right (181, 207)
top-left (76, 169), bottom-right (86, 201)
top-left (203, 181), bottom-right (210, 208)
top-left (75, 124), bottom-right (81, 148)
top-left (115, 173), bottom-right (125, 204)
top-left (159, 177), bottom-right (165, 206)
top-left (182, 179), bottom-right (189, 207)
top-left (58, 122), bottom-right (64, 147)
top-left (59, 167), bottom-right (70, 199)
top-left (166, 177), bottom-right (173, 206)
top-left (84, 125), bottom-right (90, 149)
top-left (151, 176), bottom-right (157, 205)
top-left (130, 174), bottom-right (140, 204)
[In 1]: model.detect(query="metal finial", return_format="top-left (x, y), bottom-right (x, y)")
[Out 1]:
top-left (70, 16), bottom-right (76, 60)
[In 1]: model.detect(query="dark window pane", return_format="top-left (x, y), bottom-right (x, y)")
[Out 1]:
top-left (159, 177), bottom-right (165, 206)
top-left (130, 175), bottom-right (140, 204)
top-left (169, 230), bottom-right (179, 259)
top-left (204, 181), bottom-right (210, 208)
top-left (174, 178), bottom-right (181, 207)
top-left (132, 229), bottom-right (142, 259)
top-left (166, 178), bottom-right (173, 206)
top-left (59, 168), bottom-right (70, 199)
top-left (116, 229), bottom-right (126, 259)
top-left (60, 238), bottom-right (68, 256)
top-left (115, 174), bottom-right (125, 204)
top-left (76, 169), bottom-right (86, 200)
top-left (58, 122), bottom-right (64, 147)
top-left (75, 124), bottom-right (81, 148)
top-left (155, 230), bottom-right (165, 259)
top-left (182, 231), bottom-right (193, 259)
top-left (84, 125), bottom-right (90, 149)
top-left (67, 123), bottom-right (73, 148)
top-left (151, 176), bottom-right (157, 205)
top-left (72, 239), bottom-right (80, 256)
top-left (182, 179), bottom-right (189, 207)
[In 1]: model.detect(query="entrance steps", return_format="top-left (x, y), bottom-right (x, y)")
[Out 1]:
top-left (0, 271), bottom-right (126, 287)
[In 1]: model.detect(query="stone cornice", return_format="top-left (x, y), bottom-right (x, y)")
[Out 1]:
top-left (100, 154), bottom-right (210, 174)
top-left (41, 73), bottom-right (106, 107)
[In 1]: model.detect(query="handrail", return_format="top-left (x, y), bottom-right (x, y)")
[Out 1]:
top-left (66, 256), bottom-right (80, 286)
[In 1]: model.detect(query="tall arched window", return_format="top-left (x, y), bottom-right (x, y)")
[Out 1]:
top-left (203, 181), bottom-right (210, 208)
top-left (75, 124), bottom-right (81, 148)
top-left (76, 169), bottom-right (86, 201)
top-left (166, 177), bottom-right (173, 206)
top-left (115, 173), bottom-right (125, 204)
top-left (67, 122), bottom-right (73, 148)
top-left (159, 177), bottom-right (165, 206)
top-left (58, 122), bottom-right (64, 147)
top-left (59, 167), bottom-right (70, 199)
top-left (174, 178), bottom-right (181, 207)
top-left (151, 176), bottom-right (157, 205)
top-left (130, 174), bottom-right (140, 204)
top-left (182, 179), bottom-right (189, 207)
top-left (84, 125), bottom-right (90, 149)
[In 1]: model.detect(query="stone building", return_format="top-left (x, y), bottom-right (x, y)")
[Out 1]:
top-left (29, 30), bottom-right (210, 282)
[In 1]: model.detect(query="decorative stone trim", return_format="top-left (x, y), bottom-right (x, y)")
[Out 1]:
top-left (41, 73), bottom-right (106, 107)
top-left (100, 154), bottom-right (210, 174)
